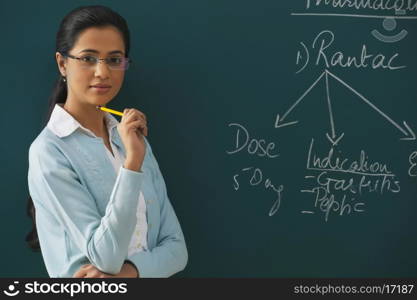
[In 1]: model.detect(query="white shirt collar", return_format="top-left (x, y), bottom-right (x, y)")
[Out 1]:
top-left (47, 103), bottom-right (119, 138)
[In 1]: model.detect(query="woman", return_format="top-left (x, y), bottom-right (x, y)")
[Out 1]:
top-left (26, 5), bottom-right (188, 278)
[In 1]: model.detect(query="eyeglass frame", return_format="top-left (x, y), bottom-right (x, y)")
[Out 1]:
top-left (60, 52), bottom-right (132, 70)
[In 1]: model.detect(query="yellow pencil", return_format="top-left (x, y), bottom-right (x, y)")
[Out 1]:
top-left (96, 105), bottom-right (124, 116)
top-left (97, 105), bottom-right (148, 136)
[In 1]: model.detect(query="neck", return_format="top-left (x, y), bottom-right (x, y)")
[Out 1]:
top-left (62, 98), bottom-right (106, 138)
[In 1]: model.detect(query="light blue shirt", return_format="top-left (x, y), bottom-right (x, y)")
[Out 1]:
top-left (27, 104), bottom-right (188, 277)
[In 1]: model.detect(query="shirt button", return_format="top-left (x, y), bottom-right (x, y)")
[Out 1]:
top-left (148, 223), bottom-right (152, 229)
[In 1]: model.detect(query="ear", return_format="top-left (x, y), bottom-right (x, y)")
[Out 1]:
top-left (55, 52), bottom-right (67, 77)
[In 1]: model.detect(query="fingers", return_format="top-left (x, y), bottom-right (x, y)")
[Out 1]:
top-left (72, 264), bottom-right (90, 278)
top-left (72, 264), bottom-right (113, 278)
top-left (72, 272), bottom-right (85, 278)
top-left (121, 108), bottom-right (148, 136)
top-left (122, 108), bottom-right (147, 124)
top-left (72, 269), bottom-right (86, 278)
top-left (127, 119), bottom-right (148, 136)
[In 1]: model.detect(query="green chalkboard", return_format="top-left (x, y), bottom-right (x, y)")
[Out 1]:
top-left (3, 0), bottom-right (417, 277)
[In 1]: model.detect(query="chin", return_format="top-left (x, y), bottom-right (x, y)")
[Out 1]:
top-left (90, 95), bottom-right (112, 103)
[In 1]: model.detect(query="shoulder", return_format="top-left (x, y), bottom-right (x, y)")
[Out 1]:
top-left (28, 127), bottom-right (68, 167)
top-left (29, 127), bottom-right (60, 154)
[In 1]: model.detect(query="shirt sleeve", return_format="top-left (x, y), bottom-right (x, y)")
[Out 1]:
top-left (28, 140), bottom-right (144, 275)
top-left (126, 139), bottom-right (188, 277)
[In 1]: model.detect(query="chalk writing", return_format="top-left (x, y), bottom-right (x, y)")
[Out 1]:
top-left (408, 151), bottom-right (417, 176)
top-left (226, 123), bottom-right (279, 158)
top-left (304, 0), bottom-right (417, 12)
top-left (296, 30), bottom-right (405, 73)
top-left (307, 138), bottom-right (393, 176)
top-left (302, 186), bottom-right (365, 222)
top-left (302, 139), bottom-right (400, 221)
top-left (233, 167), bottom-right (284, 216)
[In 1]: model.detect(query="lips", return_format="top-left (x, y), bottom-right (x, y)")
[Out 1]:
top-left (90, 84), bottom-right (111, 88)
top-left (90, 84), bottom-right (112, 94)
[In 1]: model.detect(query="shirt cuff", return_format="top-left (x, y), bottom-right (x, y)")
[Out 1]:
top-left (127, 250), bottom-right (157, 278)
top-left (115, 166), bottom-right (144, 200)
top-left (121, 165), bottom-right (144, 174)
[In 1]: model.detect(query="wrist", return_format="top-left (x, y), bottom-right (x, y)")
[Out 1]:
top-left (124, 261), bottom-right (139, 278)
top-left (123, 158), bottom-right (143, 172)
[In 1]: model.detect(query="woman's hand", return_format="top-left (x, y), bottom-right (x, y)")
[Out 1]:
top-left (72, 262), bottom-right (139, 278)
top-left (117, 108), bottom-right (148, 172)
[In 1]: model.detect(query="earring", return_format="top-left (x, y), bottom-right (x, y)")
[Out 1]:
top-left (62, 76), bottom-right (66, 82)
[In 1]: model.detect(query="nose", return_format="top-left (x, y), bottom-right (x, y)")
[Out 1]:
top-left (93, 59), bottom-right (110, 79)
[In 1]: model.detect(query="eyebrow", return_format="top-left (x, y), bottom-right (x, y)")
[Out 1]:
top-left (78, 49), bottom-right (125, 55)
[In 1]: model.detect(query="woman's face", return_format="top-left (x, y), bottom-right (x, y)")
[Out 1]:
top-left (56, 25), bottom-right (126, 107)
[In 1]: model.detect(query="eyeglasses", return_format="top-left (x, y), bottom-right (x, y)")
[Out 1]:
top-left (62, 53), bottom-right (131, 70)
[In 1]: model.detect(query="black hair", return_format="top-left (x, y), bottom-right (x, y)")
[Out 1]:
top-left (26, 5), bottom-right (131, 251)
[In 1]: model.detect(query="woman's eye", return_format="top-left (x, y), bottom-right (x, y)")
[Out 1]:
top-left (81, 56), bottom-right (96, 63)
top-left (108, 57), bottom-right (122, 64)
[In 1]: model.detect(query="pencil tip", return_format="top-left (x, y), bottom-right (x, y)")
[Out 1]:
top-left (96, 105), bottom-right (102, 109)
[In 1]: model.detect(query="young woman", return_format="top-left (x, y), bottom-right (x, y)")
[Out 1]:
top-left (26, 5), bottom-right (188, 278)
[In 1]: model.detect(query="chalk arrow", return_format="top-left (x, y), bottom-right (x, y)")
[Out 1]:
top-left (323, 71), bottom-right (344, 146)
top-left (274, 114), bottom-right (298, 128)
top-left (327, 70), bottom-right (416, 142)
top-left (326, 132), bottom-right (345, 147)
top-left (274, 71), bottom-right (326, 129)
top-left (275, 69), bottom-right (415, 142)
top-left (400, 121), bottom-right (416, 141)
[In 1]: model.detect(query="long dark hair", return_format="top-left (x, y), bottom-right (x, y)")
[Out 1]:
top-left (25, 5), bottom-right (131, 251)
